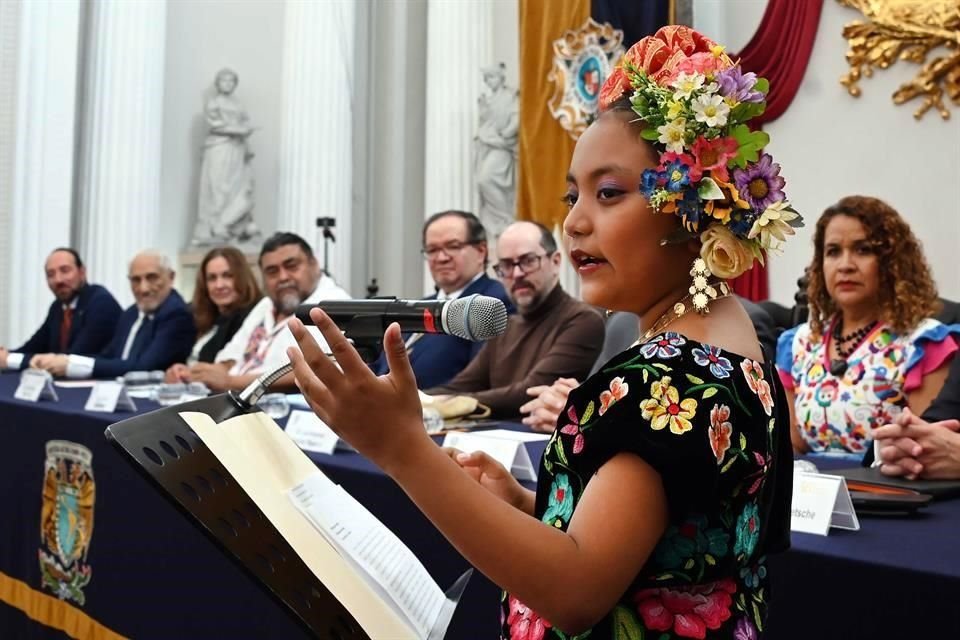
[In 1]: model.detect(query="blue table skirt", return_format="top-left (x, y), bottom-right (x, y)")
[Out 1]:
top-left (1, 372), bottom-right (958, 639)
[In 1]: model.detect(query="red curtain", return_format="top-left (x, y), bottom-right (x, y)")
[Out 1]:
top-left (728, 0), bottom-right (824, 301)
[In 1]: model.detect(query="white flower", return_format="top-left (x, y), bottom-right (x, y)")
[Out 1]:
top-left (657, 118), bottom-right (688, 154)
top-left (748, 201), bottom-right (800, 251)
top-left (692, 94), bottom-right (730, 127)
top-left (672, 72), bottom-right (705, 100)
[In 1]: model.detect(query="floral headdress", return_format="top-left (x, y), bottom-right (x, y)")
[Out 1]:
top-left (599, 25), bottom-right (803, 289)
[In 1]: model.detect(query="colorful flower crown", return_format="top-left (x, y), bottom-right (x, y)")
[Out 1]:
top-left (599, 26), bottom-right (803, 280)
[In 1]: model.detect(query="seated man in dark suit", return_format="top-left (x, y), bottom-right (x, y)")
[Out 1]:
top-left (1, 248), bottom-right (121, 371)
top-left (30, 250), bottom-right (195, 378)
top-left (374, 210), bottom-right (514, 388)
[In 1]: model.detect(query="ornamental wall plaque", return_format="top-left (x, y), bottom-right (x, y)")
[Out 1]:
top-left (838, 0), bottom-right (960, 120)
top-left (547, 18), bottom-right (626, 140)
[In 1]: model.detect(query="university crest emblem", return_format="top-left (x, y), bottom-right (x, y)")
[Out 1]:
top-left (547, 17), bottom-right (626, 140)
top-left (39, 440), bottom-right (95, 605)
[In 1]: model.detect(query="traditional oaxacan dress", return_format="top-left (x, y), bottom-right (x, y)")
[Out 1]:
top-left (776, 318), bottom-right (959, 455)
top-left (501, 332), bottom-right (793, 640)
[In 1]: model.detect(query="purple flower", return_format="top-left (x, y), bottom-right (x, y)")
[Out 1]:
top-left (733, 153), bottom-right (786, 211)
top-left (733, 617), bottom-right (759, 640)
top-left (717, 67), bottom-right (764, 103)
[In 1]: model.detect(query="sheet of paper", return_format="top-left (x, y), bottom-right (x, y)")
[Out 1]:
top-left (54, 380), bottom-right (99, 388)
top-left (290, 473), bottom-right (445, 639)
top-left (285, 410), bottom-right (339, 454)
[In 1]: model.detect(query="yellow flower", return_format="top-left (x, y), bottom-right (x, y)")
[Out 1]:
top-left (700, 224), bottom-right (755, 279)
top-left (667, 101), bottom-right (684, 120)
top-left (640, 376), bottom-right (698, 435)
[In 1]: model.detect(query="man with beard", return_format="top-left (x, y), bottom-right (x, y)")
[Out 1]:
top-left (188, 232), bottom-right (350, 391)
top-left (426, 221), bottom-right (604, 418)
top-left (29, 250), bottom-right (194, 378)
top-left (1, 248), bottom-right (121, 370)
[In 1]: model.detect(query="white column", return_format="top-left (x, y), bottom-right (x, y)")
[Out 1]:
top-left (1, 0), bottom-right (81, 345)
top-left (77, 0), bottom-right (167, 308)
top-left (423, 0), bottom-right (494, 217)
top-left (277, 0), bottom-right (356, 292)
top-left (422, 0), bottom-right (494, 292)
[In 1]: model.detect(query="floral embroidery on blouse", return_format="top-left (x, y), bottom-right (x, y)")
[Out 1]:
top-left (502, 335), bottom-right (790, 640)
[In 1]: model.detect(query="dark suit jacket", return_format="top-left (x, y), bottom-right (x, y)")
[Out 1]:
top-left (374, 275), bottom-right (516, 389)
top-left (15, 284), bottom-right (122, 369)
top-left (92, 290), bottom-right (195, 378)
top-left (923, 351), bottom-right (960, 422)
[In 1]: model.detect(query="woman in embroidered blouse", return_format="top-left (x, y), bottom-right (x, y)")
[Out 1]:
top-left (776, 196), bottom-right (958, 456)
top-left (288, 26), bottom-right (793, 639)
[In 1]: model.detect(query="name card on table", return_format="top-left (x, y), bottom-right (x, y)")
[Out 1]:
top-left (791, 471), bottom-right (860, 536)
top-left (442, 429), bottom-right (549, 482)
top-left (84, 381), bottom-right (137, 413)
top-left (14, 369), bottom-right (59, 403)
top-left (285, 410), bottom-right (340, 455)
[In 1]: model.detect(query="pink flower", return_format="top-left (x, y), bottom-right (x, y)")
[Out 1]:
top-left (506, 596), bottom-right (552, 640)
top-left (690, 136), bottom-right (739, 183)
top-left (739, 360), bottom-right (764, 394)
top-left (709, 404), bottom-right (733, 464)
top-left (560, 405), bottom-right (585, 454)
top-left (635, 579), bottom-right (737, 639)
top-left (599, 376), bottom-right (630, 416)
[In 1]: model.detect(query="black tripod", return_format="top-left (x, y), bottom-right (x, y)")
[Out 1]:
top-left (315, 216), bottom-right (336, 277)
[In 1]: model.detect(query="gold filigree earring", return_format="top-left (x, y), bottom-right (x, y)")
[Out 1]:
top-left (686, 258), bottom-right (731, 315)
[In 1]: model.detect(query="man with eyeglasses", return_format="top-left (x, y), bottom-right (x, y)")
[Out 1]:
top-left (425, 220), bottom-right (604, 418)
top-left (29, 250), bottom-right (195, 378)
top-left (374, 210), bottom-right (514, 388)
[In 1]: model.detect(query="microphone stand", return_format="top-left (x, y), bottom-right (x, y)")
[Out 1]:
top-left (233, 315), bottom-right (385, 410)
top-left (316, 217), bottom-right (336, 277)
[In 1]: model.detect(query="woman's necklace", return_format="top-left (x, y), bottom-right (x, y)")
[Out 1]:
top-left (829, 318), bottom-right (878, 376)
top-left (637, 287), bottom-right (732, 345)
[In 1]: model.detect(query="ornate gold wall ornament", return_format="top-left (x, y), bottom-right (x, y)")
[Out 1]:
top-left (838, 0), bottom-right (960, 120)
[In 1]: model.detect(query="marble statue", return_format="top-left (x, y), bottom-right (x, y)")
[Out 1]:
top-left (475, 63), bottom-right (519, 240)
top-left (192, 68), bottom-right (260, 247)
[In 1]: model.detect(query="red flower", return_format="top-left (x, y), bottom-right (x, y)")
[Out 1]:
top-left (635, 578), bottom-right (737, 639)
top-left (600, 25), bottom-right (728, 110)
top-left (506, 596), bottom-right (552, 640)
top-left (690, 136), bottom-right (739, 183)
top-left (560, 405), bottom-right (586, 454)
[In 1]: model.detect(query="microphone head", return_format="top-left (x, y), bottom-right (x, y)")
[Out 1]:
top-left (444, 294), bottom-right (508, 341)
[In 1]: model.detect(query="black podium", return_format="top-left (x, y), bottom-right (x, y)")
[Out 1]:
top-left (104, 394), bottom-right (468, 639)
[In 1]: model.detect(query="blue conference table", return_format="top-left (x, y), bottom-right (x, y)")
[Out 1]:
top-left (0, 371), bottom-right (958, 639)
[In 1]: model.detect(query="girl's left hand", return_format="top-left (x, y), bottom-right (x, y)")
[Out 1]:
top-left (286, 309), bottom-right (432, 472)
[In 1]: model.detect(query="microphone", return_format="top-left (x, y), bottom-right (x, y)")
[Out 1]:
top-left (234, 294), bottom-right (508, 409)
top-left (295, 294), bottom-right (509, 342)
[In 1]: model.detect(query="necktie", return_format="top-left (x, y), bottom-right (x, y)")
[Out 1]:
top-left (60, 308), bottom-right (73, 352)
top-left (125, 315), bottom-right (153, 361)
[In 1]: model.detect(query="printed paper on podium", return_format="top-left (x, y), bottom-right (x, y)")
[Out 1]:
top-left (180, 409), bottom-right (468, 639)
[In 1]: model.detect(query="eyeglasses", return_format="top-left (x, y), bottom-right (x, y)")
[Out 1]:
top-left (493, 253), bottom-right (548, 279)
top-left (420, 241), bottom-right (478, 260)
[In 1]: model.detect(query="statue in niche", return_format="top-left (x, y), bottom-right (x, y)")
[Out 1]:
top-left (192, 68), bottom-right (261, 247)
top-left (475, 63), bottom-right (519, 241)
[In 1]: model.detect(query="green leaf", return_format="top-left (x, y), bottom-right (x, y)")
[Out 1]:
top-left (705, 553), bottom-right (716, 566)
top-left (685, 373), bottom-right (705, 385)
top-left (729, 101), bottom-right (766, 124)
top-left (721, 455), bottom-right (737, 473)
top-left (581, 400), bottom-right (595, 425)
top-left (642, 368), bottom-right (650, 384)
top-left (753, 602), bottom-right (763, 631)
top-left (641, 127), bottom-right (660, 141)
top-left (730, 124), bottom-right (770, 169)
top-left (555, 438), bottom-right (569, 466)
top-left (754, 77), bottom-right (770, 94)
top-left (684, 558), bottom-right (695, 570)
top-left (697, 177), bottom-right (724, 200)
top-left (652, 363), bottom-right (671, 371)
top-left (702, 387), bottom-right (719, 400)
top-left (612, 605), bottom-right (645, 640)
top-left (739, 433), bottom-right (747, 449)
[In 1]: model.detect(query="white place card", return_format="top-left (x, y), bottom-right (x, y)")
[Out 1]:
top-left (14, 369), bottom-right (59, 403)
top-left (791, 471), bottom-right (860, 536)
top-left (84, 381), bottom-right (137, 413)
top-left (442, 430), bottom-right (545, 481)
top-left (285, 410), bottom-right (340, 455)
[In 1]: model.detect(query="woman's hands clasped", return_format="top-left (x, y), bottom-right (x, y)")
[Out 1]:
top-left (286, 309), bottom-right (431, 474)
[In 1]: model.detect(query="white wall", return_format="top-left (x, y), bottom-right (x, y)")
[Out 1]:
top-left (696, 0), bottom-right (960, 305)
top-left (160, 0), bottom-right (285, 268)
